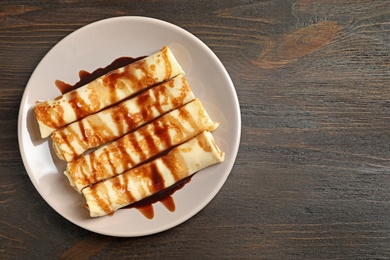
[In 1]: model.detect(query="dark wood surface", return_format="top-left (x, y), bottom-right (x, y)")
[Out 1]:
top-left (1, 0), bottom-right (389, 258)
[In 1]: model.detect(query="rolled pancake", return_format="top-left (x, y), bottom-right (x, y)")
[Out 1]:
top-left (52, 75), bottom-right (195, 162)
top-left (65, 99), bottom-right (219, 193)
top-left (82, 131), bottom-right (224, 217)
top-left (35, 46), bottom-right (184, 138)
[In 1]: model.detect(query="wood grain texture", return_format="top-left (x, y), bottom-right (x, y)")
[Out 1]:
top-left (1, 0), bottom-right (389, 258)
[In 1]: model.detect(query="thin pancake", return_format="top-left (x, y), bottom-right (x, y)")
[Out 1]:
top-left (82, 131), bottom-right (224, 217)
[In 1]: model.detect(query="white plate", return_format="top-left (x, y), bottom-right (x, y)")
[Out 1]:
top-left (18, 16), bottom-right (241, 237)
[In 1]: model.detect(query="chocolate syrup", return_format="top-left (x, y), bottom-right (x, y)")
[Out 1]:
top-left (125, 175), bottom-right (192, 219)
top-left (55, 56), bottom-right (145, 94)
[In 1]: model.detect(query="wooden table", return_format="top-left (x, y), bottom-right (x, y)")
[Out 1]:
top-left (1, 1), bottom-right (389, 258)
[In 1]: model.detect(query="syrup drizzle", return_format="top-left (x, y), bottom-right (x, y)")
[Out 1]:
top-left (60, 55), bottom-right (192, 218)
top-left (124, 176), bottom-right (192, 219)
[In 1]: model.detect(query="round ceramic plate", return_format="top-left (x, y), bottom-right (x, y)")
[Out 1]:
top-left (18, 16), bottom-right (241, 237)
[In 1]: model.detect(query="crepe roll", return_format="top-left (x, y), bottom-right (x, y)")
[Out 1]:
top-left (65, 98), bottom-right (219, 193)
top-left (52, 75), bottom-right (195, 162)
top-left (35, 46), bottom-right (184, 138)
top-left (83, 131), bottom-right (224, 217)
